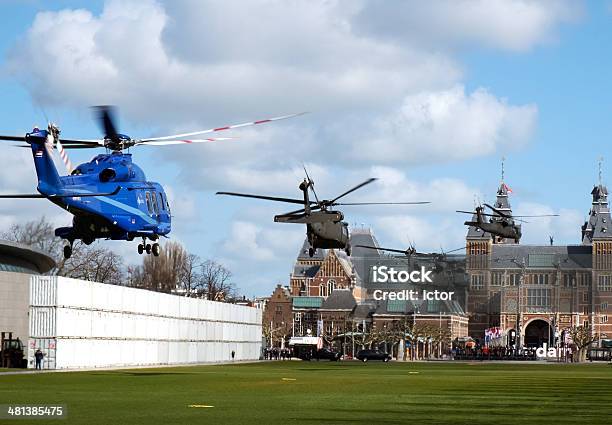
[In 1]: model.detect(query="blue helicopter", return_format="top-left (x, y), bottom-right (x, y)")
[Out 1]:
top-left (0, 106), bottom-right (302, 259)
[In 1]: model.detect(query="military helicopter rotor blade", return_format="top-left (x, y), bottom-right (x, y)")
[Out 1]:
top-left (139, 112), bottom-right (307, 142)
top-left (511, 214), bottom-right (560, 218)
top-left (457, 210), bottom-right (509, 218)
top-left (355, 244), bottom-right (410, 255)
top-left (216, 191), bottom-right (318, 205)
top-left (444, 246), bottom-right (469, 254)
top-left (334, 201), bottom-right (430, 206)
top-left (326, 178), bottom-right (377, 205)
top-left (302, 164), bottom-right (320, 204)
top-left (279, 204), bottom-right (323, 216)
top-left (483, 203), bottom-right (512, 218)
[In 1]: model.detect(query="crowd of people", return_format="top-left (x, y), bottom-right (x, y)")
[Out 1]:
top-left (452, 345), bottom-right (574, 361)
top-left (263, 347), bottom-right (293, 360)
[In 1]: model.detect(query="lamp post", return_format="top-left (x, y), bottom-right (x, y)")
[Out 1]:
top-left (511, 258), bottom-right (526, 352)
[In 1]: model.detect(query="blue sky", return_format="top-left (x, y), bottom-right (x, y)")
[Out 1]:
top-left (0, 0), bottom-right (609, 296)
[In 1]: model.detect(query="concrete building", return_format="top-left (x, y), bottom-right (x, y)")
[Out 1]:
top-left (0, 240), bottom-right (55, 345)
top-left (0, 240), bottom-right (262, 369)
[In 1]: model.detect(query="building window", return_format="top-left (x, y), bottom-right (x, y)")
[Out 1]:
top-left (602, 315), bottom-right (609, 324)
top-left (327, 279), bottom-right (336, 295)
top-left (583, 292), bottom-right (589, 303)
top-left (470, 274), bottom-right (484, 290)
top-left (491, 273), bottom-right (503, 286)
top-left (602, 302), bottom-right (609, 311)
top-left (294, 312), bottom-right (301, 322)
top-left (563, 274), bottom-right (574, 287)
top-left (508, 273), bottom-right (520, 286)
top-left (276, 305), bottom-right (282, 312)
top-left (598, 275), bottom-right (612, 292)
top-left (526, 289), bottom-right (550, 308)
top-left (531, 273), bottom-right (549, 285)
top-left (578, 274), bottom-right (591, 287)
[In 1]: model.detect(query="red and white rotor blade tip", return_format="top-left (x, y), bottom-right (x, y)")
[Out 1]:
top-left (136, 137), bottom-right (236, 146)
top-left (141, 112), bottom-right (307, 142)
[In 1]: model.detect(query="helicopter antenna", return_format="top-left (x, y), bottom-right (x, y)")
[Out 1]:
top-left (501, 156), bottom-right (505, 182)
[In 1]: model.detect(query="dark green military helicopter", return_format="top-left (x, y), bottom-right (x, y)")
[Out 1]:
top-left (217, 172), bottom-right (429, 257)
top-left (457, 203), bottom-right (558, 243)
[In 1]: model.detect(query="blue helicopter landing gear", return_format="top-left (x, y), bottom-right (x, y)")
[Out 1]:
top-left (138, 238), bottom-right (160, 257)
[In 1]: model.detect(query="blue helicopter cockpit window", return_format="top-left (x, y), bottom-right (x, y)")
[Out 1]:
top-left (151, 193), bottom-right (159, 215)
top-left (145, 192), bottom-right (153, 214)
top-left (159, 193), bottom-right (165, 211)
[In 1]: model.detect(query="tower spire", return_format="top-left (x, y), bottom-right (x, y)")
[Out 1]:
top-left (501, 156), bottom-right (505, 182)
top-left (598, 156), bottom-right (603, 185)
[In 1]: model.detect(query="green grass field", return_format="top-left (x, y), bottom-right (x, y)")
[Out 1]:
top-left (0, 361), bottom-right (611, 425)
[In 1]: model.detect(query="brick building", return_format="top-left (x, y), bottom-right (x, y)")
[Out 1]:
top-left (465, 179), bottom-right (612, 347)
top-left (265, 228), bottom-right (469, 356)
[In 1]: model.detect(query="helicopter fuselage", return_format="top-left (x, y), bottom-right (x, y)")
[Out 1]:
top-left (464, 219), bottom-right (521, 241)
top-left (307, 214), bottom-right (350, 250)
top-left (28, 130), bottom-right (171, 244)
top-left (274, 209), bottom-right (350, 255)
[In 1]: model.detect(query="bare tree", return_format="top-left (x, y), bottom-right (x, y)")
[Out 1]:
top-left (352, 322), bottom-right (376, 350)
top-left (194, 260), bottom-right (235, 301)
top-left (131, 241), bottom-right (188, 293)
top-left (320, 325), bottom-right (342, 348)
top-left (568, 324), bottom-right (604, 362)
top-left (62, 243), bottom-right (124, 284)
top-left (1, 216), bottom-right (62, 256)
top-left (1, 217), bottom-right (123, 283)
top-left (179, 253), bottom-right (201, 296)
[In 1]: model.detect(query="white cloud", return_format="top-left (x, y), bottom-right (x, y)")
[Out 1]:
top-left (514, 202), bottom-right (583, 245)
top-left (222, 221), bottom-right (273, 261)
top-left (375, 214), bottom-right (467, 253)
top-left (6, 0), bottom-right (460, 126)
top-left (345, 86), bottom-right (537, 164)
top-left (163, 185), bottom-right (196, 222)
top-left (353, 0), bottom-right (581, 52)
top-left (356, 166), bottom-right (483, 213)
top-left (5, 1), bottom-right (540, 187)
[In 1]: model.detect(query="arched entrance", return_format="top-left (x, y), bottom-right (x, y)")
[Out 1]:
top-left (524, 320), bottom-right (552, 347)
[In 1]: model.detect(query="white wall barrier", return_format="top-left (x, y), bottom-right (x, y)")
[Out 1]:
top-left (27, 276), bottom-right (262, 369)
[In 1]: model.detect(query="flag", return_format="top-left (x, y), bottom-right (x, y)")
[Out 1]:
top-left (502, 183), bottom-right (513, 193)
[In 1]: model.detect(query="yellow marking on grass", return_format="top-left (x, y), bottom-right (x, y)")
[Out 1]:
top-left (282, 378), bottom-right (297, 381)
top-left (188, 404), bottom-right (214, 408)
top-left (408, 372), bottom-right (419, 374)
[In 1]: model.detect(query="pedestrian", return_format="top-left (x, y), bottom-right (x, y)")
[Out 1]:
top-left (34, 348), bottom-right (44, 370)
top-left (231, 350), bottom-right (235, 361)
